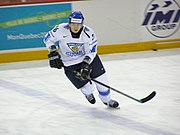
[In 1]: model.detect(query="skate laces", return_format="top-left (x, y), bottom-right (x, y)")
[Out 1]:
top-left (108, 100), bottom-right (116, 106)
top-left (85, 94), bottom-right (96, 104)
top-left (86, 94), bottom-right (94, 101)
top-left (106, 99), bottom-right (119, 108)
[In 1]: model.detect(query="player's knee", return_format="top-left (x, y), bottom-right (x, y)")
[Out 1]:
top-left (98, 89), bottom-right (110, 96)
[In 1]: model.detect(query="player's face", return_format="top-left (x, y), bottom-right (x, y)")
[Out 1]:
top-left (70, 23), bottom-right (82, 33)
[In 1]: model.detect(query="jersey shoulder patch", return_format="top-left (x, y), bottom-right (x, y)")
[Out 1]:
top-left (52, 25), bottom-right (59, 33)
top-left (84, 26), bottom-right (90, 32)
top-left (63, 24), bottom-right (70, 30)
top-left (83, 26), bottom-right (93, 38)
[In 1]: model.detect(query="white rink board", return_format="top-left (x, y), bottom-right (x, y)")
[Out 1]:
top-left (72, 0), bottom-right (180, 45)
top-left (0, 49), bottom-right (180, 135)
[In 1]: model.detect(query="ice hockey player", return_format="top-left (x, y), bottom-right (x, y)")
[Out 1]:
top-left (43, 11), bottom-right (119, 108)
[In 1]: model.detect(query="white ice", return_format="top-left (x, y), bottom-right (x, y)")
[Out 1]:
top-left (0, 49), bottom-right (180, 135)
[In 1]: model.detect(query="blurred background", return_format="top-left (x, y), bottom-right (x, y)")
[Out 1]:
top-left (0, 0), bottom-right (78, 4)
top-left (0, 0), bottom-right (179, 63)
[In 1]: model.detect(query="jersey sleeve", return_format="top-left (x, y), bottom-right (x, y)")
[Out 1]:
top-left (43, 25), bottom-right (60, 50)
top-left (83, 27), bottom-right (98, 63)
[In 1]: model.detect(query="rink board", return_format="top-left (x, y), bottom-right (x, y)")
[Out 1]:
top-left (0, 38), bottom-right (180, 63)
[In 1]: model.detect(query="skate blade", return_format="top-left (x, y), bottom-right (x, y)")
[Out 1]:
top-left (106, 106), bottom-right (120, 109)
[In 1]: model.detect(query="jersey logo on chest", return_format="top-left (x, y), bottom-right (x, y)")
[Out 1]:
top-left (67, 43), bottom-right (84, 52)
top-left (66, 43), bottom-right (85, 57)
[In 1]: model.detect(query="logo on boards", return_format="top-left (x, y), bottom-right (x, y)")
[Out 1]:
top-left (142, 0), bottom-right (180, 38)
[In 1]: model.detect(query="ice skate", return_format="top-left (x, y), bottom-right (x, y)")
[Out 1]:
top-left (104, 99), bottom-right (119, 108)
top-left (85, 94), bottom-right (96, 104)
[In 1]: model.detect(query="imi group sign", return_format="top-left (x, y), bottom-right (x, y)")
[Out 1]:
top-left (142, 0), bottom-right (180, 38)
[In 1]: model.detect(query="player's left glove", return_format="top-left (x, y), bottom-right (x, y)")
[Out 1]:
top-left (77, 56), bottom-right (92, 81)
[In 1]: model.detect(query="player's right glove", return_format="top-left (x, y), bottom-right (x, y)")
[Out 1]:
top-left (48, 45), bottom-right (63, 69)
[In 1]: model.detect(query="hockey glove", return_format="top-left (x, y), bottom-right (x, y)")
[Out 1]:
top-left (79, 56), bottom-right (92, 81)
top-left (48, 45), bottom-right (63, 69)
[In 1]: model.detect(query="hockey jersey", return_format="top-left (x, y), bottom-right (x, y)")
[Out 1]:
top-left (43, 23), bottom-right (98, 66)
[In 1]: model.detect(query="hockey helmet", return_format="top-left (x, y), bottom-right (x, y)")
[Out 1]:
top-left (68, 11), bottom-right (84, 24)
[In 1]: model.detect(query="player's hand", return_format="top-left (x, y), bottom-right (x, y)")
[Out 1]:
top-left (48, 45), bottom-right (63, 69)
top-left (79, 56), bottom-right (92, 80)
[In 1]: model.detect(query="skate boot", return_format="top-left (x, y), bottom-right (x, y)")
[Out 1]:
top-left (85, 94), bottom-right (96, 104)
top-left (104, 99), bottom-right (119, 108)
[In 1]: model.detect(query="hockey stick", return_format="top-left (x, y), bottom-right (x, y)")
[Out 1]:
top-left (91, 78), bottom-right (156, 103)
top-left (64, 67), bottom-right (156, 103)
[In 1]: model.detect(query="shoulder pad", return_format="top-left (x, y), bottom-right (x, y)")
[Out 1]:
top-left (63, 24), bottom-right (70, 30)
top-left (84, 27), bottom-right (90, 32)
top-left (52, 25), bottom-right (59, 33)
top-left (83, 27), bottom-right (90, 38)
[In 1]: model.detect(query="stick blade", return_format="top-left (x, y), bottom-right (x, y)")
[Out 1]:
top-left (140, 91), bottom-right (156, 103)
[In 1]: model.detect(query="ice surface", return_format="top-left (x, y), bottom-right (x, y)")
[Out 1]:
top-left (0, 49), bottom-right (180, 135)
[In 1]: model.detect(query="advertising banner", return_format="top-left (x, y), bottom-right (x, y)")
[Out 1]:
top-left (0, 3), bottom-right (71, 51)
top-left (141, 0), bottom-right (179, 38)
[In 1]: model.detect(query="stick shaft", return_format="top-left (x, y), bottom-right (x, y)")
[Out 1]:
top-left (91, 78), bottom-right (141, 103)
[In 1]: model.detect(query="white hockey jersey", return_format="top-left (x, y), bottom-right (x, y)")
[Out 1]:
top-left (44, 23), bottom-right (98, 66)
